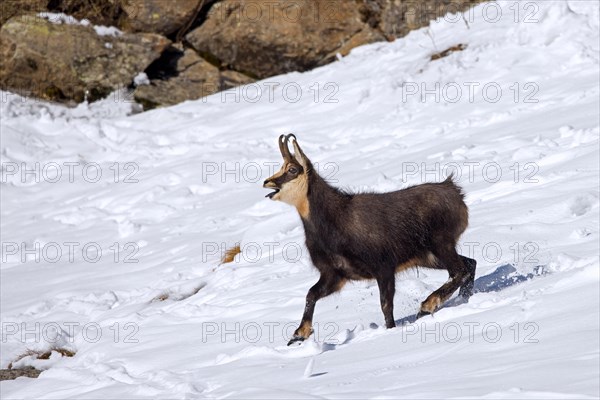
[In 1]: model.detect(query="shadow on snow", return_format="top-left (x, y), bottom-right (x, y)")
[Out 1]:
top-left (395, 263), bottom-right (546, 326)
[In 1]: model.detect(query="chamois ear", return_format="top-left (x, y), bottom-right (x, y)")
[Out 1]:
top-left (288, 134), bottom-right (309, 170)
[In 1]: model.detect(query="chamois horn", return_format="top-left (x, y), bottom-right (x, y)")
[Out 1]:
top-left (279, 134), bottom-right (293, 160)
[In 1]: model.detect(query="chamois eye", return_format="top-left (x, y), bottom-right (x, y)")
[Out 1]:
top-left (288, 166), bottom-right (299, 174)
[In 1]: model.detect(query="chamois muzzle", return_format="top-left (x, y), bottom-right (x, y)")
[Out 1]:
top-left (263, 179), bottom-right (280, 198)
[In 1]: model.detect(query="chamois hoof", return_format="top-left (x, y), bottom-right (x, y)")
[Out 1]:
top-left (287, 335), bottom-right (306, 346)
top-left (419, 295), bottom-right (441, 317)
top-left (459, 284), bottom-right (474, 300)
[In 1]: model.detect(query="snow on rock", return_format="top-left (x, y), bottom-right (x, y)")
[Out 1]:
top-left (38, 12), bottom-right (124, 36)
top-left (1, 1), bottom-right (599, 398)
top-left (133, 73), bottom-right (151, 87)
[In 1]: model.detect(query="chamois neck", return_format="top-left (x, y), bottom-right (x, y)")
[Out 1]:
top-left (303, 170), bottom-right (350, 223)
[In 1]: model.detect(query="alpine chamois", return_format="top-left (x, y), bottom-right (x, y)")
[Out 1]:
top-left (263, 134), bottom-right (476, 345)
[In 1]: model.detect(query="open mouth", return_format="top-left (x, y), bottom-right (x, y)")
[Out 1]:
top-left (265, 189), bottom-right (280, 199)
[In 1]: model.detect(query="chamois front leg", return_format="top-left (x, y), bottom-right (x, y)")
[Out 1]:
top-left (288, 272), bottom-right (345, 346)
top-left (376, 272), bottom-right (396, 329)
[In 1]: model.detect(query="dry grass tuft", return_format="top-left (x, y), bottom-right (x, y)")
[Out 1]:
top-left (430, 44), bottom-right (467, 61)
top-left (152, 292), bottom-right (170, 302)
top-left (7, 347), bottom-right (75, 369)
top-left (221, 244), bottom-right (241, 264)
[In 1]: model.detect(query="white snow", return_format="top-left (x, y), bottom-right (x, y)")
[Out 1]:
top-left (37, 12), bottom-right (123, 37)
top-left (38, 12), bottom-right (90, 26)
top-left (133, 73), bottom-right (151, 87)
top-left (93, 25), bottom-right (123, 38)
top-left (2, 0), bottom-right (599, 398)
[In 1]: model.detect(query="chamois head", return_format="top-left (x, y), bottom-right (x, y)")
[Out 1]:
top-left (263, 134), bottom-right (311, 216)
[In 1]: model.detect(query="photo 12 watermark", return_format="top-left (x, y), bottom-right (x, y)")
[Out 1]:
top-left (201, 160), bottom-right (339, 184)
top-left (204, 81), bottom-right (340, 104)
top-left (1, 241), bottom-right (140, 264)
top-left (201, 1), bottom-right (541, 25)
top-left (400, 321), bottom-right (540, 344)
top-left (2, 322), bottom-right (140, 344)
top-left (201, 321), bottom-right (339, 344)
top-left (400, 81), bottom-right (539, 104)
top-left (1, 162), bottom-right (140, 185)
top-left (399, 161), bottom-right (540, 184)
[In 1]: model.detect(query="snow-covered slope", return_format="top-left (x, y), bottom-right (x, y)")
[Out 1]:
top-left (1, 1), bottom-right (599, 398)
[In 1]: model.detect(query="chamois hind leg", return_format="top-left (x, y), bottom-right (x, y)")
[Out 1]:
top-left (458, 255), bottom-right (477, 299)
top-left (288, 272), bottom-right (345, 346)
top-left (426, 254), bottom-right (477, 300)
top-left (418, 246), bottom-right (470, 317)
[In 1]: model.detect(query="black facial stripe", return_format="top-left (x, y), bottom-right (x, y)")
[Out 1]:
top-left (273, 164), bottom-right (303, 186)
top-left (273, 173), bottom-right (295, 186)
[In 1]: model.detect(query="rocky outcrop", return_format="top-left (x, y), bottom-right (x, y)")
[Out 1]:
top-left (186, 0), bottom-right (385, 79)
top-left (361, 0), bottom-right (484, 38)
top-left (0, 367), bottom-right (41, 380)
top-left (134, 48), bottom-right (253, 108)
top-left (0, 0), bottom-right (487, 109)
top-left (0, 16), bottom-right (170, 103)
top-left (185, 0), bottom-right (484, 80)
top-left (120, 0), bottom-right (201, 36)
